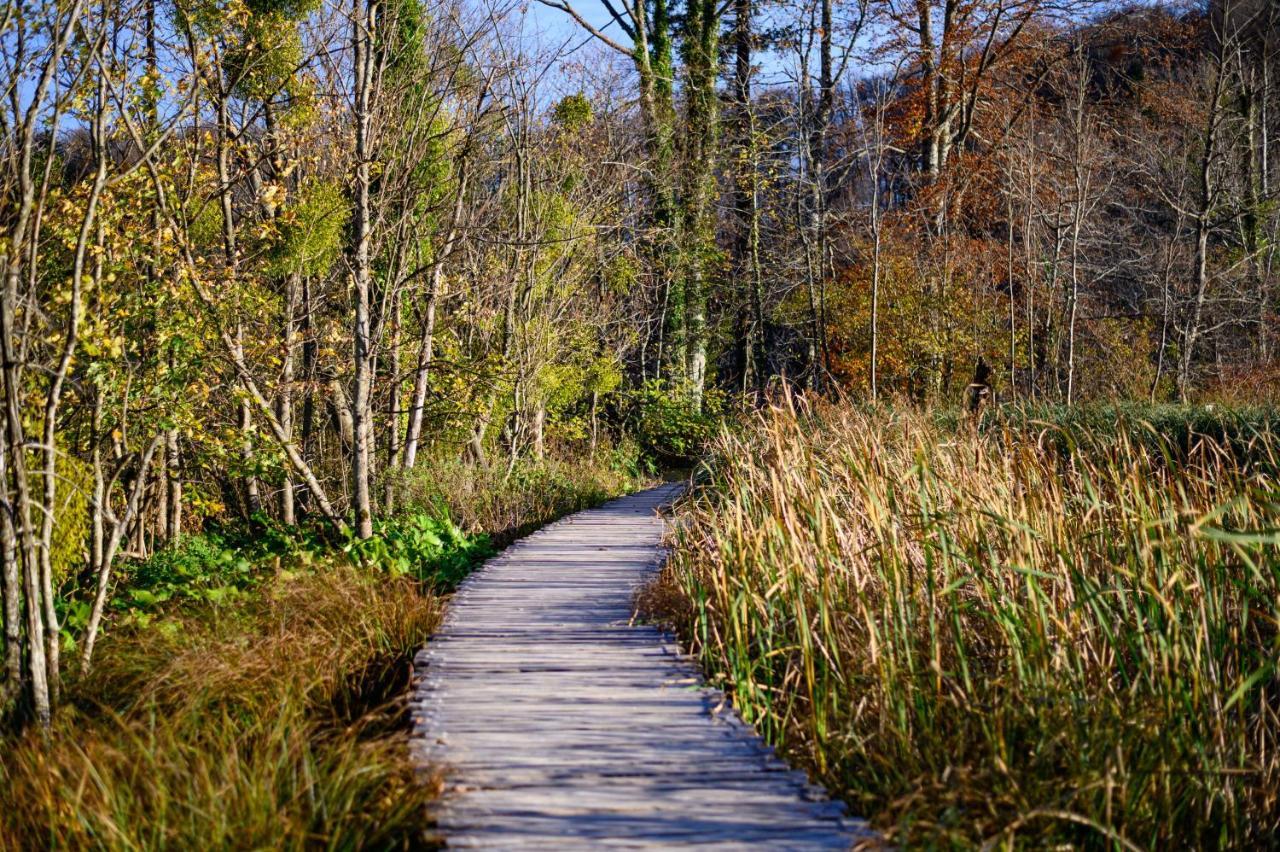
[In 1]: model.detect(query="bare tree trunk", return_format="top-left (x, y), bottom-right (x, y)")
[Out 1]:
top-left (1151, 200), bottom-right (1185, 403)
top-left (731, 0), bottom-right (766, 398)
top-left (1239, 51), bottom-right (1266, 364)
top-left (82, 437), bottom-right (164, 671)
top-left (918, 0), bottom-right (939, 179)
top-left (0, 423), bottom-right (21, 710)
top-left (144, 0), bottom-right (182, 543)
top-left (1180, 42), bottom-right (1229, 401)
top-left (279, 273), bottom-right (299, 525)
top-left (532, 402), bottom-right (546, 460)
top-left (1152, 239), bottom-right (1175, 403)
top-left (162, 407), bottom-right (182, 543)
top-left (349, 0), bottom-right (379, 539)
top-left (1045, 215), bottom-right (1066, 396)
top-left (1, 194), bottom-right (50, 733)
top-left (402, 164), bottom-right (467, 471)
top-left (0, 0), bottom-right (86, 728)
top-left (1181, 221), bottom-right (1212, 401)
top-left (589, 390), bottom-right (599, 457)
top-left (384, 290), bottom-right (402, 512)
top-left (811, 0), bottom-right (833, 385)
top-left (1064, 47), bottom-right (1091, 407)
top-left (90, 392), bottom-right (105, 582)
top-left (299, 275), bottom-right (317, 513)
top-left (240, 392), bottom-right (261, 514)
top-left (402, 262), bottom-right (441, 470)
top-left (213, 76), bottom-right (262, 516)
top-left (468, 407), bottom-right (491, 468)
top-left (35, 68), bottom-right (108, 705)
top-left (1066, 214), bottom-right (1082, 406)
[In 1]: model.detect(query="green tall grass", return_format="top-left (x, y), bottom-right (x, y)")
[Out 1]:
top-left (654, 400), bottom-right (1280, 848)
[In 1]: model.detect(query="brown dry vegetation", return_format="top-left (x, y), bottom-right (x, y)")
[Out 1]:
top-left (0, 569), bottom-right (439, 850)
top-left (651, 400), bottom-right (1280, 848)
top-left (397, 455), bottom-right (648, 544)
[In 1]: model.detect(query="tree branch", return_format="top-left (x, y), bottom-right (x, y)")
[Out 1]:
top-left (533, 0), bottom-right (633, 55)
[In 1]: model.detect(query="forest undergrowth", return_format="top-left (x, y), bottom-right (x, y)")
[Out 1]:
top-left (0, 452), bottom-right (646, 850)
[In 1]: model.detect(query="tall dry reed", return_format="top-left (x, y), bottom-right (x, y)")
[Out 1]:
top-left (655, 400), bottom-right (1280, 848)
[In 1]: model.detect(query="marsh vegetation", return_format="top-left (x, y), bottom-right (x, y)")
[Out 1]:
top-left (652, 402), bottom-right (1280, 847)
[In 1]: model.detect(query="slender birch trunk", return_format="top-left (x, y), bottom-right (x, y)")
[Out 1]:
top-left (350, 0), bottom-right (380, 538)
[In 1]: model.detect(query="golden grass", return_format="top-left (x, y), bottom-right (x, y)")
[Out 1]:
top-left (652, 399), bottom-right (1280, 848)
top-left (397, 454), bottom-right (649, 544)
top-left (0, 569), bottom-right (441, 850)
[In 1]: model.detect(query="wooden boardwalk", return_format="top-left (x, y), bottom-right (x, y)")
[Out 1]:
top-left (410, 484), bottom-right (870, 849)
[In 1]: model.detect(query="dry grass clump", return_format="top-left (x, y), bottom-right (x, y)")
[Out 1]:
top-left (0, 569), bottom-right (441, 850)
top-left (654, 399), bottom-right (1280, 848)
top-left (397, 453), bottom-right (649, 544)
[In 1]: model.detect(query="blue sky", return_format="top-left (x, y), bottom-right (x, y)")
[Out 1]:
top-left (515, 0), bottom-right (805, 95)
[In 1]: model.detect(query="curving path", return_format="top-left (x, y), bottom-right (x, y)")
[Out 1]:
top-left (409, 484), bottom-right (870, 849)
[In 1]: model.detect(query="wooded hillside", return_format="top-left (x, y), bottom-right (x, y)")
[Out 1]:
top-left (1, 0), bottom-right (1276, 725)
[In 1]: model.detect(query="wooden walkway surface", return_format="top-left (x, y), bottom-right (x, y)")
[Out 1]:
top-left (410, 484), bottom-right (870, 849)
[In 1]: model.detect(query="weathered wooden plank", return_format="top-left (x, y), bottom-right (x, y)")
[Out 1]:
top-left (409, 484), bottom-right (872, 849)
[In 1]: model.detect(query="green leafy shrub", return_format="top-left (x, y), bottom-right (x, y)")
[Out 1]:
top-left (344, 513), bottom-right (491, 588)
top-left (606, 435), bottom-right (649, 480)
top-left (623, 378), bottom-right (726, 463)
top-left (101, 509), bottom-right (488, 632)
top-left (89, 452), bottom-right (646, 640)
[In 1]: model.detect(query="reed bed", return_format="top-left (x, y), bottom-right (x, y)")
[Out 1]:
top-left (654, 401), bottom-right (1280, 848)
